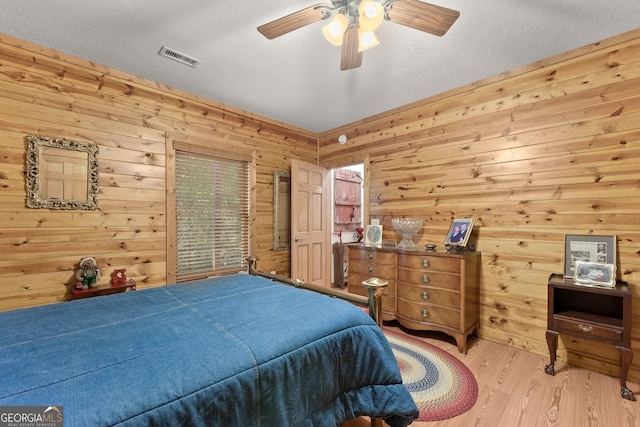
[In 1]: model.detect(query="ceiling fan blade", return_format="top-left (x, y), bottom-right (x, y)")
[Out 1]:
top-left (386, 0), bottom-right (460, 36)
top-left (340, 26), bottom-right (363, 71)
top-left (258, 3), bottom-right (333, 39)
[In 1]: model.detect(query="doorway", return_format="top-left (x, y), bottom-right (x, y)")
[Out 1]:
top-left (330, 164), bottom-right (364, 288)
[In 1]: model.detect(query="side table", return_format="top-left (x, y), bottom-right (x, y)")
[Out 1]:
top-left (544, 273), bottom-right (634, 400)
top-left (72, 281), bottom-right (136, 300)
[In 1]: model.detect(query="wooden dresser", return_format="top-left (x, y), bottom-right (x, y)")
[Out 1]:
top-left (396, 251), bottom-right (480, 353)
top-left (348, 245), bottom-right (480, 353)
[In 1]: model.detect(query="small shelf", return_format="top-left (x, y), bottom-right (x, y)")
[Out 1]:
top-left (72, 282), bottom-right (136, 300)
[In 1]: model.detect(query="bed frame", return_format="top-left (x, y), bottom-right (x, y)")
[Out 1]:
top-left (247, 256), bottom-right (389, 427)
top-left (247, 256), bottom-right (387, 327)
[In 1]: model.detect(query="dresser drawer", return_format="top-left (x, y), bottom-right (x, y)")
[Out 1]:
top-left (553, 313), bottom-right (623, 343)
top-left (397, 268), bottom-right (460, 291)
top-left (349, 248), bottom-right (395, 265)
top-left (397, 300), bottom-right (460, 329)
top-left (349, 261), bottom-right (396, 279)
top-left (397, 284), bottom-right (459, 309)
top-left (397, 253), bottom-right (461, 273)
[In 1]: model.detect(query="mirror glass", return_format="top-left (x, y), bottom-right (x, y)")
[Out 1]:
top-left (26, 134), bottom-right (99, 210)
top-left (273, 171), bottom-right (291, 251)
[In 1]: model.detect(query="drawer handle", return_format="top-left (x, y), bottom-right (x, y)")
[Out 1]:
top-left (367, 267), bottom-right (373, 273)
top-left (421, 309), bottom-right (430, 318)
top-left (578, 324), bottom-right (593, 333)
top-left (368, 254), bottom-right (374, 260)
top-left (421, 275), bottom-right (430, 283)
top-left (421, 259), bottom-right (430, 268)
top-left (421, 291), bottom-right (430, 300)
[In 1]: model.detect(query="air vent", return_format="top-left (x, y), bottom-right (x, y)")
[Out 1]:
top-left (158, 46), bottom-right (201, 68)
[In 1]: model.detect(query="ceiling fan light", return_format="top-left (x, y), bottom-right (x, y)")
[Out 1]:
top-left (322, 13), bottom-right (348, 46)
top-left (358, 1), bottom-right (384, 31)
top-left (357, 29), bottom-right (379, 52)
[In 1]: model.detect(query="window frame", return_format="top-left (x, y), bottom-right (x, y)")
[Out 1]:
top-left (166, 136), bottom-right (256, 283)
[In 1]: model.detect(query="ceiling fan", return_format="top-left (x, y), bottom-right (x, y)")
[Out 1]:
top-left (257, 0), bottom-right (460, 71)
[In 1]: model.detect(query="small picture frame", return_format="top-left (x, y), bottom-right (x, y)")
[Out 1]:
top-left (364, 224), bottom-right (383, 247)
top-left (564, 234), bottom-right (616, 277)
top-left (573, 261), bottom-right (616, 288)
top-left (444, 218), bottom-right (474, 247)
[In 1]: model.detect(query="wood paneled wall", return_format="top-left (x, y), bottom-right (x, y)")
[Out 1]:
top-left (319, 28), bottom-right (640, 381)
top-left (3, 23), bottom-right (640, 384)
top-left (0, 33), bottom-right (315, 311)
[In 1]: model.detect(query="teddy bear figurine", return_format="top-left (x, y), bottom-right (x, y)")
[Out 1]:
top-left (75, 257), bottom-right (100, 289)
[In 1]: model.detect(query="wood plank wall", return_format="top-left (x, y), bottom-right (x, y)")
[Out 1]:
top-left (319, 28), bottom-right (640, 382)
top-left (0, 33), bottom-right (315, 311)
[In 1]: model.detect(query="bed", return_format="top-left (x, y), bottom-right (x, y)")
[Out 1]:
top-left (0, 270), bottom-right (418, 426)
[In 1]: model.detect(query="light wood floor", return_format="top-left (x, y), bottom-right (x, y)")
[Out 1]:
top-left (379, 323), bottom-right (640, 427)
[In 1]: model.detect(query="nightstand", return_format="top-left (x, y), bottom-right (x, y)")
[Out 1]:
top-left (544, 273), bottom-right (634, 400)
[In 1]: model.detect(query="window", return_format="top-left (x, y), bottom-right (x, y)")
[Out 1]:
top-left (171, 141), bottom-right (252, 281)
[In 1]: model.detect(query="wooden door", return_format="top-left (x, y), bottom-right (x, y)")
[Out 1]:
top-left (290, 159), bottom-right (330, 287)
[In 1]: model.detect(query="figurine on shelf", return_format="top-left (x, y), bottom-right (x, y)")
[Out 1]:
top-left (75, 257), bottom-right (100, 289)
top-left (111, 269), bottom-right (127, 287)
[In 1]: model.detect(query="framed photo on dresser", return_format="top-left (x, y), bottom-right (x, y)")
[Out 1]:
top-left (364, 224), bottom-right (383, 247)
top-left (444, 218), bottom-right (474, 247)
top-left (564, 234), bottom-right (616, 278)
top-left (573, 261), bottom-right (616, 287)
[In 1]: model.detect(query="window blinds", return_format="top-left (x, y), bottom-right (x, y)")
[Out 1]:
top-left (175, 150), bottom-right (250, 278)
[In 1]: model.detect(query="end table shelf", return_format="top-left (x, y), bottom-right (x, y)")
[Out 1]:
top-left (72, 282), bottom-right (136, 300)
top-left (545, 273), bottom-right (634, 400)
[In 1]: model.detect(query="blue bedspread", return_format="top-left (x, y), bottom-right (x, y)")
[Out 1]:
top-left (0, 274), bottom-right (418, 426)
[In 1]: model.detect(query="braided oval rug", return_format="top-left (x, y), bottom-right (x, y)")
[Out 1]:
top-left (383, 328), bottom-right (479, 422)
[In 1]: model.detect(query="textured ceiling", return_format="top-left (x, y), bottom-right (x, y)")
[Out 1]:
top-left (1, 0), bottom-right (639, 133)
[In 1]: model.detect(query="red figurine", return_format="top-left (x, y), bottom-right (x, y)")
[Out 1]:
top-left (111, 269), bottom-right (127, 287)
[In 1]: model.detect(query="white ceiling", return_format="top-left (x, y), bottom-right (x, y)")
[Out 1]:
top-left (1, 1), bottom-right (639, 133)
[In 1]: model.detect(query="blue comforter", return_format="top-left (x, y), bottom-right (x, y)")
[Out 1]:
top-left (0, 274), bottom-right (418, 426)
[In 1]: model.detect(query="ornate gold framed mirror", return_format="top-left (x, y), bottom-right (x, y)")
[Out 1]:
top-left (25, 134), bottom-right (99, 210)
top-left (273, 171), bottom-right (291, 251)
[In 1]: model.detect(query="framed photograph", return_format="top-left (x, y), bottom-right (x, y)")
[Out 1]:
top-left (564, 234), bottom-right (616, 277)
top-left (444, 218), bottom-right (474, 247)
top-left (574, 261), bottom-right (616, 288)
top-left (364, 224), bottom-right (383, 247)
